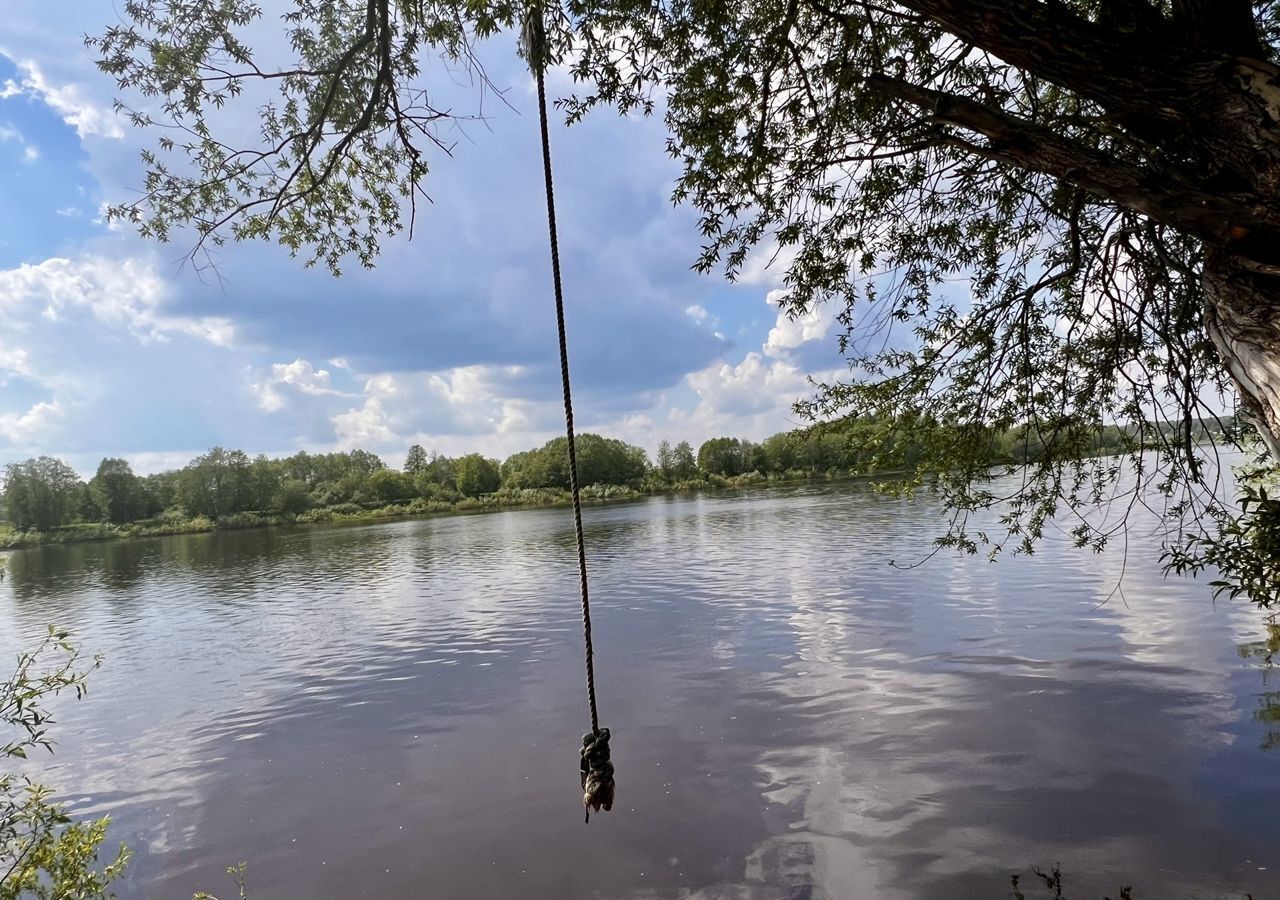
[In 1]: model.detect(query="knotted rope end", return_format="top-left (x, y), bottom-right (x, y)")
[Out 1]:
top-left (580, 727), bottom-right (615, 823)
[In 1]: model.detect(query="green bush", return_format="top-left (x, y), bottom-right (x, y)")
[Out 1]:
top-left (132, 515), bottom-right (215, 536)
top-left (296, 508), bottom-right (334, 524)
top-left (580, 484), bottom-right (640, 501)
top-left (217, 512), bottom-right (273, 530)
top-left (0, 530), bottom-right (47, 549)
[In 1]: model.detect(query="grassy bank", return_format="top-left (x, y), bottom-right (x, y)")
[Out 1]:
top-left (0, 468), bottom-right (879, 552)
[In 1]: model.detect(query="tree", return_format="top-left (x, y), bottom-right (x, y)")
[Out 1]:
top-left (656, 440), bottom-right (676, 483)
top-left (248, 454), bottom-right (282, 512)
top-left (1, 459), bottom-right (83, 532)
top-left (369, 469), bottom-right (416, 503)
top-left (454, 454), bottom-right (501, 497)
top-left (91, 3), bottom-right (1280, 601)
top-left (178, 448), bottom-right (252, 518)
top-left (761, 432), bottom-right (797, 474)
top-left (404, 444), bottom-right (429, 475)
top-left (273, 479), bottom-right (314, 516)
top-left (140, 471), bottom-right (178, 516)
top-left (89, 458), bottom-right (143, 525)
top-left (671, 441), bottom-right (699, 481)
top-left (698, 437), bottom-right (747, 477)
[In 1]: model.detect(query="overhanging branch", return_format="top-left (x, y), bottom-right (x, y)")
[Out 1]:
top-left (885, 0), bottom-right (1211, 135)
top-left (870, 74), bottom-right (1280, 271)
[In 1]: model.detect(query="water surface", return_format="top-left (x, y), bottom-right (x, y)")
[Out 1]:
top-left (1, 479), bottom-right (1277, 899)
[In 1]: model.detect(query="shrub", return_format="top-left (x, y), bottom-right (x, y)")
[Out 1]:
top-left (296, 508), bottom-right (334, 524)
top-left (215, 512), bottom-right (267, 529)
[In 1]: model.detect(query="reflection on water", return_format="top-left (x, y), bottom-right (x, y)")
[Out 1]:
top-left (1, 479), bottom-right (1278, 899)
top-left (1238, 619), bottom-right (1280, 753)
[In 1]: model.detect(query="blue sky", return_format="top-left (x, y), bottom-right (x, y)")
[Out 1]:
top-left (0, 6), bottom-right (847, 475)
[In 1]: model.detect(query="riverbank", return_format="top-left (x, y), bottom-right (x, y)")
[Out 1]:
top-left (0, 469), bottom-right (883, 552)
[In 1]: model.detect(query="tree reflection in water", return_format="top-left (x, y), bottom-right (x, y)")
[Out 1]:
top-left (1238, 615), bottom-right (1280, 753)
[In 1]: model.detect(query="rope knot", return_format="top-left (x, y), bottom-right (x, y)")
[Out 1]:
top-left (580, 728), bottom-right (615, 823)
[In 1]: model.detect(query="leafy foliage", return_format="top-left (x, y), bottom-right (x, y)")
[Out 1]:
top-left (87, 0), bottom-right (528, 273)
top-left (0, 627), bottom-right (128, 899)
top-left (2, 460), bottom-right (84, 533)
top-left (454, 453), bottom-right (502, 497)
top-left (89, 459), bottom-right (145, 526)
top-left (403, 444), bottom-right (428, 475)
top-left (1165, 447), bottom-right (1280, 607)
top-left (87, 0), bottom-right (1280, 601)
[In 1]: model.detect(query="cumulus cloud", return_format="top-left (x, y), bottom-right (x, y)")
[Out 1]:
top-left (254, 359), bottom-right (356, 412)
top-left (669, 289), bottom-right (843, 444)
top-left (763, 289), bottom-right (838, 359)
top-left (687, 352), bottom-right (810, 418)
top-left (0, 343), bottom-right (36, 383)
top-left (0, 53), bottom-right (124, 139)
top-left (330, 366), bottom-right (547, 454)
top-left (0, 398), bottom-right (65, 447)
top-left (736, 241), bottom-right (799, 287)
top-left (0, 256), bottom-right (235, 346)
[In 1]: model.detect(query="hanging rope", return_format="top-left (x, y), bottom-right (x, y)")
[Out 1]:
top-left (523, 5), bottom-right (615, 824)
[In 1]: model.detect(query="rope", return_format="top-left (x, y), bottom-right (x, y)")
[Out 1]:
top-left (526, 5), bottom-right (615, 823)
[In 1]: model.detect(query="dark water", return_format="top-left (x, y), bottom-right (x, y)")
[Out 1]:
top-left (1, 479), bottom-right (1277, 899)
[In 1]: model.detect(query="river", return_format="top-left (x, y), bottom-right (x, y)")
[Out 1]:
top-left (1, 478), bottom-right (1277, 899)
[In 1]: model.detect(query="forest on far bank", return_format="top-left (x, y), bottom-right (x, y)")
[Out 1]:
top-left (0, 416), bottom-right (1223, 546)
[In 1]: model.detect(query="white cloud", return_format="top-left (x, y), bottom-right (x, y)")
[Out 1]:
top-left (22, 144), bottom-right (37, 163)
top-left (737, 241), bottom-right (799, 287)
top-left (685, 304), bottom-right (709, 323)
top-left (671, 289), bottom-right (842, 443)
top-left (0, 54), bottom-right (124, 140)
top-left (763, 289), bottom-right (837, 358)
top-left (254, 358), bottom-right (355, 412)
top-left (122, 450), bottom-right (205, 476)
top-left (0, 398), bottom-right (65, 447)
top-left (328, 366), bottom-right (548, 456)
top-left (0, 344), bottom-right (36, 382)
top-left (687, 352), bottom-right (810, 418)
top-left (332, 396), bottom-right (397, 447)
top-left (0, 256), bottom-right (236, 346)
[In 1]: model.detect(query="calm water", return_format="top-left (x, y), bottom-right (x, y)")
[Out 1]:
top-left (1, 479), bottom-right (1278, 899)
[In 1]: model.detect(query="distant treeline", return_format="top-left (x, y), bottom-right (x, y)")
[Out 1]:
top-left (0, 416), bottom-right (1223, 544)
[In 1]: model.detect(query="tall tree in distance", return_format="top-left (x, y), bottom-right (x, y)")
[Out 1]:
top-left (655, 440), bottom-right (675, 483)
top-left (1, 458), bottom-right (83, 532)
top-left (671, 441), bottom-right (698, 482)
top-left (404, 444), bottom-right (429, 475)
top-left (178, 447), bottom-right (253, 519)
top-left (89, 458), bottom-right (143, 525)
top-left (90, 1), bottom-right (1280, 601)
top-left (454, 454), bottom-right (501, 498)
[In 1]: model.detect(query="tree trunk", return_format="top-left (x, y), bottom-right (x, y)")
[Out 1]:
top-left (1203, 252), bottom-right (1280, 459)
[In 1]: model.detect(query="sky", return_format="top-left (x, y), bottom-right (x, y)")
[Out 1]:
top-left (0, 5), bottom-right (848, 476)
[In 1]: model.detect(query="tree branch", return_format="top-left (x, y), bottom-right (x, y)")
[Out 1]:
top-left (886, 0), bottom-right (1208, 132)
top-left (869, 74), bottom-right (1280, 269)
